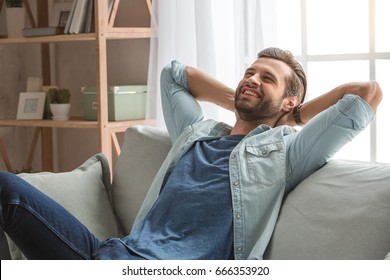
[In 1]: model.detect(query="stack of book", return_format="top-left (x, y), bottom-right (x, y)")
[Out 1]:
top-left (22, 0), bottom-right (114, 37)
top-left (64, 0), bottom-right (95, 34)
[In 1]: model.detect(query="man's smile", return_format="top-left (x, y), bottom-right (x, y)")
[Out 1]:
top-left (243, 89), bottom-right (260, 98)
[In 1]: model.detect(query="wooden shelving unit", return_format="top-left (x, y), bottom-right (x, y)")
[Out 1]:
top-left (0, 0), bottom-right (153, 172)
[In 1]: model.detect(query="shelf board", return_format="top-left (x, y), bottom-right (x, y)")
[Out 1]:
top-left (0, 28), bottom-right (151, 44)
top-left (106, 27), bottom-right (151, 39)
top-left (0, 118), bottom-right (155, 129)
top-left (0, 33), bottom-right (96, 44)
top-left (0, 118), bottom-right (98, 128)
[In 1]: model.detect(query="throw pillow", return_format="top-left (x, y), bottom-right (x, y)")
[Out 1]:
top-left (112, 125), bottom-right (171, 234)
top-left (6, 153), bottom-right (123, 259)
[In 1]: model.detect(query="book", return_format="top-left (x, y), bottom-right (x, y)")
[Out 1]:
top-left (84, 0), bottom-right (94, 33)
top-left (64, 0), bottom-right (113, 35)
top-left (23, 27), bottom-right (65, 37)
top-left (109, 0), bottom-right (114, 15)
top-left (64, 0), bottom-right (78, 34)
top-left (69, 0), bottom-right (89, 34)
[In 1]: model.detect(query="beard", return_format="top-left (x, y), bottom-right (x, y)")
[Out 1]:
top-left (234, 88), bottom-right (283, 122)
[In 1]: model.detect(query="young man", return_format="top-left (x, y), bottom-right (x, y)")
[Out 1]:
top-left (0, 48), bottom-right (382, 260)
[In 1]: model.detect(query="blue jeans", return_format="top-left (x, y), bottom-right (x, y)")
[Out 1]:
top-left (0, 171), bottom-right (101, 259)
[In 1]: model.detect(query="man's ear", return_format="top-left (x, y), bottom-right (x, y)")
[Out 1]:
top-left (282, 96), bottom-right (299, 112)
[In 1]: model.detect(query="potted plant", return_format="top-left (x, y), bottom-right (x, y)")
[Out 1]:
top-left (5, 0), bottom-right (25, 38)
top-left (48, 88), bottom-right (71, 121)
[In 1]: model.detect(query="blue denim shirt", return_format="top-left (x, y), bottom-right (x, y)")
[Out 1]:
top-left (132, 60), bottom-right (375, 260)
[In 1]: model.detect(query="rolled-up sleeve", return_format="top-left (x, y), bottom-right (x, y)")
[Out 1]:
top-left (160, 60), bottom-right (204, 143)
top-left (336, 94), bottom-right (374, 129)
top-left (285, 94), bottom-right (375, 191)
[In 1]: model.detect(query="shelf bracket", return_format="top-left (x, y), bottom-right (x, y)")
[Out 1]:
top-left (108, 0), bottom-right (120, 28)
top-left (0, 127), bottom-right (41, 172)
top-left (24, 0), bottom-right (37, 28)
top-left (145, 0), bottom-right (152, 15)
top-left (108, 0), bottom-right (152, 28)
top-left (110, 130), bottom-right (121, 156)
top-left (0, 137), bottom-right (13, 172)
top-left (25, 127), bottom-right (41, 171)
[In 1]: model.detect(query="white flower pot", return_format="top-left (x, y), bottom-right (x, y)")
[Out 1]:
top-left (6, 7), bottom-right (25, 38)
top-left (50, 104), bottom-right (71, 121)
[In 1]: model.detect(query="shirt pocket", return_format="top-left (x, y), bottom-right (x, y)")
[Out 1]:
top-left (245, 142), bottom-right (285, 186)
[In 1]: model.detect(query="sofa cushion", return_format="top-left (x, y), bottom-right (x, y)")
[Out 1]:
top-left (112, 125), bottom-right (172, 234)
top-left (7, 153), bottom-right (123, 259)
top-left (265, 159), bottom-right (390, 260)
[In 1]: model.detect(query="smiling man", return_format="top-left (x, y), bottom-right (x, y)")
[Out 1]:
top-left (235, 55), bottom-right (302, 125)
top-left (0, 47), bottom-right (382, 260)
top-left (128, 47), bottom-right (382, 260)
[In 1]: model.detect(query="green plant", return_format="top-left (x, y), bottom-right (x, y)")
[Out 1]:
top-left (5, 0), bottom-right (23, 7)
top-left (48, 88), bottom-right (71, 104)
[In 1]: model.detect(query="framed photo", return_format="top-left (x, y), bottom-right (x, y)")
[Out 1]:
top-left (58, 11), bottom-right (70, 28)
top-left (16, 92), bottom-right (46, 120)
top-left (51, 3), bottom-right (73, 27)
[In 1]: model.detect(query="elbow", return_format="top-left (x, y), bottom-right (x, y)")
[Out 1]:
top-left (366, 81), bottom-right (383, 112)
top-left (352, 81), bottom-right (383, 112)
top-left (160, 62), bottom-right (174, 82)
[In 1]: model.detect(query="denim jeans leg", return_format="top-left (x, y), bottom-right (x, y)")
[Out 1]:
top-left (0, 171), bottom-right (101, 259)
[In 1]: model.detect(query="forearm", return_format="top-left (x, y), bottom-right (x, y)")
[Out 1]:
top-left (186, 66), bottom-right (235, 112)
top-left (290, 81), bottom-right (382, 126)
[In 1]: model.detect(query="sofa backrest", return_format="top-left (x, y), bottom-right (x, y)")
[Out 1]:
top-left (112, 125), bottom-right (172, 234)
top-left (112, 125), bottom-right (390, 259)
top-left (265, 159), bottom-right (390, 260)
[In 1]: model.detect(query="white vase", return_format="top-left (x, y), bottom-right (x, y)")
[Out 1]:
top-left (6, 7), bottom-right (25, 38)
top-left (50, 104), bottom-right (71, 121)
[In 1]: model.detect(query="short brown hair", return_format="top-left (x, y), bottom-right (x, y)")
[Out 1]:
top-left (258, 47), bottom-right (307, 103)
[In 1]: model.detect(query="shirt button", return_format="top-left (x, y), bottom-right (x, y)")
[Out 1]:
top-left (236, 214), bottom-right (241, 219)
top-left (262, 150), bottom-right (267, 155)
top-left (237, 246), bottom-right (242, 252)
top-left (231, 154), bottom-right (236, 159)
top-left (233, 181), bottom-right (238, 186)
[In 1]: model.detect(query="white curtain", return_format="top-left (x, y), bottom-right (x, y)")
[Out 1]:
top-left (146, 0), bottom-right (265, 128)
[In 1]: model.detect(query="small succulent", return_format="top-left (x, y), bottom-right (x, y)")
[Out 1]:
top-left (48, 88), bottom-right (71, 104)
top-left (5, 0), bottom-right (23, 7)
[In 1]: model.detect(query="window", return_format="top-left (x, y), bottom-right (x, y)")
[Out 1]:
top-left (260, 0), bottom-right (390, 163)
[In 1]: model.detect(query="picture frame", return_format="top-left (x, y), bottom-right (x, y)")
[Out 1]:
top-left (51, 3), bottom-right (73, 27)
top-left (58, 10), bottom-right (70, 28)
top-left (16, 92), bottom-right (46, 120)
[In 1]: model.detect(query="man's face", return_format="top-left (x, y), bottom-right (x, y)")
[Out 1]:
top-left (234, 57), bottom-right (292, 122)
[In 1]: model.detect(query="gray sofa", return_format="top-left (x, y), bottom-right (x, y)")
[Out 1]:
top-left (1, 125), bottom-right (390, 260)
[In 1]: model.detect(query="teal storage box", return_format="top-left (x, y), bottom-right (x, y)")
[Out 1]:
top-left (82, 85), bottom-right (147, 121)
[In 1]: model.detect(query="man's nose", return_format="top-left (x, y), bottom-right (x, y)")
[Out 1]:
top-left (246, 74), bottom-right (260, 87)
